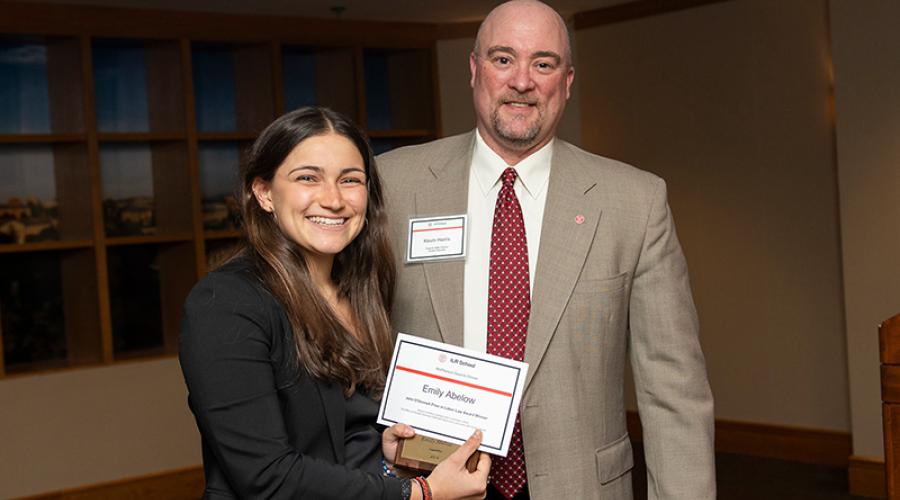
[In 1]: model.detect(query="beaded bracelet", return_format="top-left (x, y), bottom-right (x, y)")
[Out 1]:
top-left (400, 478), bottom-right (412, 500)
top-left (381, 457), bottom-right (398, 478)
top-left (413, 476), bottom-right (433, 500)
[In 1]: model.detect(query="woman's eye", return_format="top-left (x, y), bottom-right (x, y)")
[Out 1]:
top-left (296, 175), bottom-right (316, 182)
top-left (341, 177), bottom-right (364, 185)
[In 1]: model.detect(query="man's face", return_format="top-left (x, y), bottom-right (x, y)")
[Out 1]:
top-left (470, 2), bottom-right (574, 162)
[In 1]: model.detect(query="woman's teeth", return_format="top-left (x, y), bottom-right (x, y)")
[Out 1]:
top-left (308, 216), bottom-right (346, 226)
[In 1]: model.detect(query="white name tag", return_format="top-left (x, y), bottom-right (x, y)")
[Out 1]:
top-left (406, 215), bottom-right (467, 262)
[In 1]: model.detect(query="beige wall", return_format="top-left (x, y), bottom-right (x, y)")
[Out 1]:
top-left (0, 359), bottom-right (200, 498)
top-left (830, 0), bottom-right (900, 459)
top-left (574, 0), bottom-right (850, 430)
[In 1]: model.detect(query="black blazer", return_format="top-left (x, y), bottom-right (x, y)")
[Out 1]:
top-left (179, 258), bottom-right (402, 499)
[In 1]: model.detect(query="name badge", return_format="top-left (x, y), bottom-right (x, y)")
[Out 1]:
top-left (406, 215), bottom-right (467, 262)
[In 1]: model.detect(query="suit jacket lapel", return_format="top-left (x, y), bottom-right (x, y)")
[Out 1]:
top-left (525, 142), bottom-right (603, 392)
top-left (314, 378), bottom-right (346, 462)
top-left (414, 133), bottom-right (475, 347)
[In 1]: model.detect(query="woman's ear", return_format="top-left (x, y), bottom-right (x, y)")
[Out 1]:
top-left (251, 177), bottom-right (273, 213)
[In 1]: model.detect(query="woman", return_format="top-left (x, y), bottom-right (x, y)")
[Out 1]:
top-left (180, 107), bottom-right (489, 499)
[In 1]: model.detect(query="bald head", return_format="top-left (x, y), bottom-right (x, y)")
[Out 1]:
top-left (468, 0), bottom-right (575, 164)
top-left (475, 0), bottom-right (572, 67)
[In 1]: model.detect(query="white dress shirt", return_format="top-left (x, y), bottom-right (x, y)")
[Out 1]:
top-left (463, 130), bottom-right (553, 352)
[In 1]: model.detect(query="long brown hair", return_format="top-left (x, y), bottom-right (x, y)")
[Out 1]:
top-left (231, 107), bottom-right (395, 396)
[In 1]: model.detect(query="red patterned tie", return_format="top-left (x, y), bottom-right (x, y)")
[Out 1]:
top-left (487, 167), bottom-right (529, 499)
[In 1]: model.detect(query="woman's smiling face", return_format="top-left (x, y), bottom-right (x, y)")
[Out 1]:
top-left (253, 132), bottom-right (368, 262)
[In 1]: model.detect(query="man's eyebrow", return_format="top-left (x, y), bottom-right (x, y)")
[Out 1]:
top-left (485, 46), bottom-right (562, 65)
top-left (532, 51), bottom-right (562, 64)
top-left (486, 46), bottom-right (517, 57)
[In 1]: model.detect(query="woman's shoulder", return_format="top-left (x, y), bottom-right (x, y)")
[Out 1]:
top-left (185, 255), bottom-right (275, 313)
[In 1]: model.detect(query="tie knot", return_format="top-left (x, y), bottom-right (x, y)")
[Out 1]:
top-left (501, 167), bottom-right (518, 189)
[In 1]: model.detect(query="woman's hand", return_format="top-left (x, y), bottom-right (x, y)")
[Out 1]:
top-left (425, 429), bottom-right (491, 500)
top-left (382, 422), bottom-right (416, 467)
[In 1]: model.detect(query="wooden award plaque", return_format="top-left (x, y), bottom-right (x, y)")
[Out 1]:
top-left (394, 435), bottom-right (480, 472)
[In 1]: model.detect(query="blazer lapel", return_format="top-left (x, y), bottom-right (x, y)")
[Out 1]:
top-left (314, 378), bottom-right (346, 462)
top-left (525, 142), bottom-right (603, 392)
top-left (414, 133), bottom-right (475, 347)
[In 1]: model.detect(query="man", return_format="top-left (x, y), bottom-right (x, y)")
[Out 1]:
top-left (378, 1), bottom-right (715, 498)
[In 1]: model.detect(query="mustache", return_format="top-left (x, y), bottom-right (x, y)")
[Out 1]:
top-left (498, 93), bottom-right (539, 105)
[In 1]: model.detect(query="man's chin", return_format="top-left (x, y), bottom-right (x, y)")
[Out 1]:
top-left (496, 126), bottom-right (540, 147)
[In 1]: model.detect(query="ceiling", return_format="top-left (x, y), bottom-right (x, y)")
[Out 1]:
top-left (10, 0), bottom-right (634, 23)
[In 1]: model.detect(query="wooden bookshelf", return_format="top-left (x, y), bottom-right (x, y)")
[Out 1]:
top-left (0, 240), bottom-right (93, 253)
top-left (0, 2), bottom-right (441, 377)
top-left (97, 132), bottom-right (188, 142)
top-left (0, 134), bottom-right (85, 143)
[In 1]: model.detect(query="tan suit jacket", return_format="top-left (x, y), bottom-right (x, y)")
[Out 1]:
top-left (378, 132), bottom-right (715, 500)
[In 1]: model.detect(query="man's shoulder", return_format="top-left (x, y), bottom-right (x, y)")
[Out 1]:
top-left (377, 132), bottom-right (473, 171)
top-left (556, 139), bottom-right (662, 188)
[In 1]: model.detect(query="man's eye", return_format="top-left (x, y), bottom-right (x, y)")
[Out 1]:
top-left (494, 56), bottom-right (511, 65)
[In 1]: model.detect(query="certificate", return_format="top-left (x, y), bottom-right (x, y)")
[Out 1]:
top-left (377, 333), bottom-right (528, 457)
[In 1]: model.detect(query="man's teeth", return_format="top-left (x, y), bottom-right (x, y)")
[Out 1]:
top-left (308, 216), bottom-right (346, 226)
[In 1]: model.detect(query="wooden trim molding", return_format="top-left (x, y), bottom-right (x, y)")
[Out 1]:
top-left (715, 419), bottom-right (851, 467)
top-left (627, 411), bottom-right (851, 466)
top-left (0, 1), bottom-right (437, 46)
top-left (849, 456), bottom-right (887, 499)
top-left (14, 428), bottom-right (878, 499)
top-left (18, 465), bottom-right (203, 500)
top-left (574, 0), bottom-right (735, 30)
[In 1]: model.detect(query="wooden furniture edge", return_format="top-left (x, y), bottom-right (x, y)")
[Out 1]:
top-left (849, 455), bottom-right (887, 499)
top-left (627, 410), bottom-right (851, 466)
top-left (880, 313), bottom-right (900, 498)
top-left (880, 313), bottom-right (900, 364)
top-left (16, 465), bottom-right (203, 500)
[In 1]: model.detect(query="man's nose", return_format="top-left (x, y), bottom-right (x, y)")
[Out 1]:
top-left (508, 64), bottom-right (536, 93)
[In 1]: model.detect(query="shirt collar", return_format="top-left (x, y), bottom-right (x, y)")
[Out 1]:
top-left (471, 129), bottom-right (553, 199)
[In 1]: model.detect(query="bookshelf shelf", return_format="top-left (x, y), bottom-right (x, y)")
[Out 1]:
top-left (97, 132), bottom-right (187, 142)
top-left (105, 233), bottom-right (194, 246)
top-left (0, 9), bottom-right (440, 376)
top-left (366, 129), bottom-right (434, 138)
top-left (196, 132), bottom-right (258, 141)
top-left (204, 230), bottom-right (241, 240)
top-left (0, 134), bottom-right (85, 144)
top-left (0, 239), bottom-right (93, 254)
